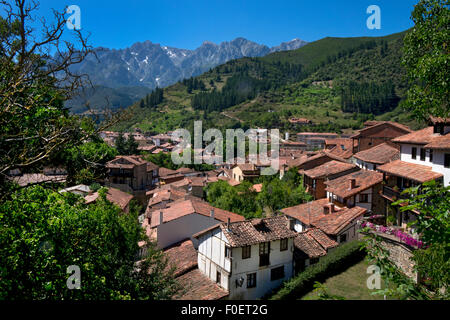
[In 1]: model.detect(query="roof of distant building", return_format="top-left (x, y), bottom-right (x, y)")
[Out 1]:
top-left (311, 206), bottom-right (367, 235)
top-left (281, 198), bottom-right (330, 225)
top-left (174, 269), bottom-right (228, 300)
top-left (163, 239), bottom-right (198, 277)
top-left (84, 187), bottom-right (134, 211)
top-left (303, 160), bottom-right (358, 179)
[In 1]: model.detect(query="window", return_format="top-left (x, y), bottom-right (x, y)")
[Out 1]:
top-left (242, 246), bottom-right (251, 259)
top-left (411, 147), bottom-right (417, 160)
top-left (216, 271), bottom-right (221, 284)
top-left (445, 154), bottom-right (450, 168)
top-left (420, 148), bottom-right (426, 161)
top-left (259, 242), bottom-right (270, 267)
top-left (270, 266), bottom-right (285, 281)
top-left (225, 246), bottom-right (231, 259)
top-left (359, 193), bottom-right (369, 203)
top-left (429, 149), bottom-right (433, 162)
top-left (247, 273), bottom-right (256, 288)
top-left (339, 234), bottom-right (347, 243)
top-left (280, 239), bottom-right (288, 251)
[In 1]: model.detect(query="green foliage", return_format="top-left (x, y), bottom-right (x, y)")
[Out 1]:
top-left (115, 133), bottom-right (138, 156)
top-left (62, 139), bottom-right (118, 185)
top-left (0, 186), bottom-right (180, 299)
top-left (269, 240), bottom-right (365, 300)
top-left (402, 0), bottom-right (450, 120)
top-left (305, 282), bottom-right (346, 300)
top-left (206, 168), bottom-right (311, 218)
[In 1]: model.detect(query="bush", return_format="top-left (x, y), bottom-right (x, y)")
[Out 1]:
top-left (269, 240), bottom-right (365, 300)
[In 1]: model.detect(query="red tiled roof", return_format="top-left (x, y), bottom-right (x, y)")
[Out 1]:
top-left (164, 239), bottom-right (197, 277)
top-left (424, 134), bottom-right (450, 150)
top-left (306, 228), bottom-right (339, 250)
top-left (10, 173), bottom-right (66, 187)
top-left (175, 269), bottom-right (228, 300)
top-left (353, 142), bottom-right (400, 164)
top-left (377, 160), bottom-right (443, 183)
top-left (303, 160), bottom-right (358, 179)
top-left (351, 121), bottom-right (412, 138)
top-left (325, 138), bottom-right (354, 159)
top-left (288, 150), bottom-right (346, 169)
top-left (150, 199), bottom-right (244, 228)
top-left (429, 116), bottom-right (450, 125)
top-left (158, 167), bottom-right (178, 177)
top-left (325, 170), bottom-right (383, 199)
top-left (195, 215), bottom-right (297, 248)
top-left (297, 132), bottom-right (339, 137)
top-left (294, 232), bottom-right (327, 258)
top-left (280, 199), bottom-right (330, 225)
top-left (391, 127), bottom-right (434, 145)
top-left (312, 206), bottom-right (367, 235)
top-left (84, 187), bottom-right (134, 211)
top-left (252, 183), bottom-right (263, 193)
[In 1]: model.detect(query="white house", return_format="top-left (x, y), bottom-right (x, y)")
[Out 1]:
top-left (145, 198), bottom-right (244, 249)
top-left (389, 117), bottom-right (450, 187)
top-left (193, 216), bottom-right (298, 300)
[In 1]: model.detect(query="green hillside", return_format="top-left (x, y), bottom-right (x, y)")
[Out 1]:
top-left (112, 30), bottom-right (422, 134)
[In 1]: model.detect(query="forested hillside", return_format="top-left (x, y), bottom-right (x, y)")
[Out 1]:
top-left (112, 30), bottom-right (422, 134)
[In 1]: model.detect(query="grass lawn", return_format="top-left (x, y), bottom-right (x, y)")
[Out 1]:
top-left (300, 259), bottom-right (386, 300)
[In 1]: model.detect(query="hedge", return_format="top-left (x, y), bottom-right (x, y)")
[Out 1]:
top-left (269, 240), bottom-right (366, 300)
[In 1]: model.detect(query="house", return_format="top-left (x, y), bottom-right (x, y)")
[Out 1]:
top-left (389, 117), bottom-right (450, 186)
top-left (84, 187), bottom-right (134, 213)
top-left (293, 228), bottom-right (338, 274)
top-left (289, 117), bottom-right (313, 126)
top-left (280, 140), bottom-right (307, 151)
top-left (350, 121), bottom-right (412, 153)
top-left (353, 142), bottom-right (400, 171)
top-left (106, 156), bottom-right (159, 192)
top-left (324, 138), bottom-right (354, 160)
top-left (151, 133), bottom-right (172, 147)
top-left (159, 167), bottom-right (185, 185)
top-left (296, 132), bottom-right (339, 151)
top-left (231, 164), bottom-right (260, 182)
top-left (325, 170), bottom-right (384, 213)
top-left (289, 150), bottom-right (347, 172)
top-left (303, 160), bottom-right (360, 199)
top-left (145, 198), bottom-right (244, 249)
top-left (145, 186), bottom-right (188, 211)
top-left (105, 155), bottom-right (159, 205)
top-left (193, 215), bottom-right (297, 300)
top-left (310, 205), bottom-right (367, 244)
top-left (280, 198), bottom-right (367, 244)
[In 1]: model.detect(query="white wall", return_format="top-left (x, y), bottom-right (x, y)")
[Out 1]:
top-left (197, 233), bottom-right (295, 300)
top-left (356, 159), bottom-right (376, 171)
top-left (157, 213), bottom-right (221, 249)
top-left (400, 144), bottom-right (450, 186)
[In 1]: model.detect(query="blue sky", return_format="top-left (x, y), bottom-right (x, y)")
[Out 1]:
top-left (34, 0), bottom-right (417, 50)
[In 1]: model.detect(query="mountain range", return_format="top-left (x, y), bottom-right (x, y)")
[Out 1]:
top-left (70, 37), bottom-right (307, 90)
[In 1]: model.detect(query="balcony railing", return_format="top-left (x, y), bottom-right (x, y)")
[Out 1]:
top-left (382, 186), bottom-right (409, 200)
top-left (359, 221), bottom-right (424, 249)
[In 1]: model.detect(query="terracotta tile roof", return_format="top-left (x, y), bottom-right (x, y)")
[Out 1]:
top-left (280, 199), bottom-right (330, 225)
top-left (158, 167), bottom-right (178, 177)
top-left (351, 121), bottom-right (412, 138)
top-left (312, 206), bottom-right (367, 235)
top-left (146, 161), bottom-right (159, 171)
top-left (164, 239), bottom-right (197, 277)
top-left (176, 167), bottom-right (196, 174)
top-left (363, 121), bottom-right (412, 132)
top-left (353, 142), bottom-right (400, 164)
top-left (325, 138), bottom-right (354, 159)
top-left (377, 160), bottom-right (443, 183)
top-left (175, 269), bottom-right (228, 300)
top-left (424, 134), bottom-right (450, 150)
top-left (218, 176), bottom-right (241, 186)
top-left (84, 187), bottom-right (134, 211)
top-left (294, 232), bottom-right (327, 258)
top-left (287, 151), bottom-right (346, 169)
top-left (10, 173), bottom-right (67, 187)
top-left (252, 183), bottom-right (263, 193)
top-left (150, 199), bottom-right (244, 228)
top-left (306, 228), bottom-right (339, 250)
top-left (297, 132), bottom-right (339, 137)
top-left (189, 176), bottom-right (208, 187)
top-left (303, 160), bottom-right (358, 179)
top-left (325, 170), bottom-right (383, 199)
top-left (391, 127), bottom-right (434, 145)
top-left (201, 216), bottom-right (297, 248)
top-left (429, 116), bottom-right (450, 125)
top-left (289, 117), bottom-right (312, 124)
top-left (147, 187), bottom-right (188, 210)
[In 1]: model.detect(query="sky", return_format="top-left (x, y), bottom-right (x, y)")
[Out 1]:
top-left (32, 0), bottom-right (417, 50)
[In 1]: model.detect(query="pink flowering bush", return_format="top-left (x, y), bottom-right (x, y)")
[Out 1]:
top-left (360, 221), bottom-right (423, 248)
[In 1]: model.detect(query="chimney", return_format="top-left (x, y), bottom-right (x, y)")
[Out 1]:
top-left (227, 218), bottom-right (231, 231)
top-left (349, 178), bottom-right (356, 190)
top-left (285, 132), bottom-right (290, 141)
top-left (159, 211), bottom-right (164, 225)
top-left (210, 209), bottom-right (215, 219)
top-left (323, 205), bottom-right (330, 215)
top-left (329, 203), bottom-right (335, 213)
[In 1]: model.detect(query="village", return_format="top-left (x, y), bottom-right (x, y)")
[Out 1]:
top-left (8, 117), bottom-right (449, 300)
